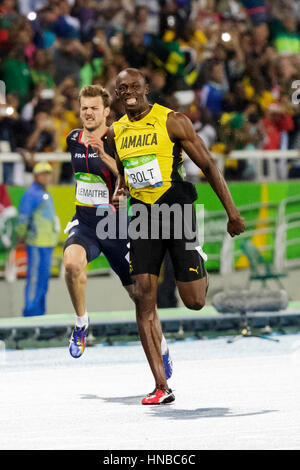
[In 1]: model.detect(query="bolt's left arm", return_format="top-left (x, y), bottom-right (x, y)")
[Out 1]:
top-left (166, 112), bottom-right (245, 237)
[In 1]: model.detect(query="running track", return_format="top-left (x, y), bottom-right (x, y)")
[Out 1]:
top-left (1, 334), bottom-right (300, 450)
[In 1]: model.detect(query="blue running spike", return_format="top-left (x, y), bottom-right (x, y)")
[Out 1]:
top-left (69, 324), bottom-right (89, 358)
top-left (162, 348), bottom-right (173, 380)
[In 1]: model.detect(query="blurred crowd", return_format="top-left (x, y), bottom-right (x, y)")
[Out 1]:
top-left (1, 0), bottom-right (300, 185)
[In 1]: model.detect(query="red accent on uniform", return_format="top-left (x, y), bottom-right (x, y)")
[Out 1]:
top-left (78, 130), bottom-right (84, 145)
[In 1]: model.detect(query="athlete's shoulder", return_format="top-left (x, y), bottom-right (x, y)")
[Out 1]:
top-left (152, 102), bottom-right (174, 115)
top-left (66, 129), bottom-right (82, 147)
top-left (166, 111), bottom-right (195, 141)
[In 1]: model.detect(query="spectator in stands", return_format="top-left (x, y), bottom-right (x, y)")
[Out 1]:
top-left (184, 103), bottom-right (217, 182)
top-left (30, 5), bottom-right (59, 49)
top-left (277, 55), bottom-right (300, 96)
top-left (1, 0), bottom-right (300, 185)
top-left (0, 93), bottom-right (30, 184)
top-left (30, 49), bottom-right (55, 89)
top-left (79, 31), bottom-right (110, 88)
top-left (201, 59), bottom-right (229, 121)
top-left (56, 76), bottom-right (79, 110)
top-left (262, 103), bottom-right (294, 150)
top-left (135, 0), bottom-right (160, 36)
top-left (53, 38), bottom-right (88, 86)
top-left (0, 0), bottom-right (20, 56)
top-left (193, 41), bottom-right (226, 89)
top-left (133, 4), bottom-right (150, 33)
top-left (220, 101), bottom-right (265, 180)
top-left (16, 106), bottom-right (57, 183)
top-left (20, 82), bottom-right (45, 122)
top-left (269, 9), bottom-right (300, 55)
top-left (100, 55), bottom-right (129, 97)
top-left (251, 21), bottom-right (269, 57)
top-left (58, 0), bottom-right (81, 38)
top-left (261, 101), bottom-right (294, 179)
top-left (1, 44), bottom-right (34, 108)
top-left (230, 81), bottom-right (251, 113)
top-left (147, 68), bottom-right (168, 106)
top-left (93, 0), bottom-right (132, 37)
top-left (122, 29), bottom-right (149, 69)
top-left (26, 110), bottom-right (56, 152)
top-left (16, 162), bottom-right (59, 316)
top-left (10, 17), bottom-right (37, 67)
top-left (70, 0), bottom-right (98, 43)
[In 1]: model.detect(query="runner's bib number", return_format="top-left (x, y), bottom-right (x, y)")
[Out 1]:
top-left (124, 154), bottom-right (163, 189)
top-left (75, 172), bottom-right (109, 206)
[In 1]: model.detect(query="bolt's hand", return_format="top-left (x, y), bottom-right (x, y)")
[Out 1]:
top-left (227, 214), bottom-right (245, 237)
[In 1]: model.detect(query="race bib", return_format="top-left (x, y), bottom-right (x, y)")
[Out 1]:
top-left (124, 154), bottom-right (163, 189)
top-left (75, 172), bottom-right (109, 206)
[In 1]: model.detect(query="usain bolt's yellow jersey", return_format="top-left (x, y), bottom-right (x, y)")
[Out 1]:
top-left (113, 103), bottom-right (195, 205)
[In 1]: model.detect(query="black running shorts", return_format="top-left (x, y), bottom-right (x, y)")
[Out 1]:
top-left (128, 200), bottom-right (206, 282)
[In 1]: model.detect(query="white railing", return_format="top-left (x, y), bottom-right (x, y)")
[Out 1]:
top-left (219, 195), bottom-right (300, 274)
top-left (1, 148), bottom-right (300, 183)
top-left (275, 195), bottom-right (300, 271)
top-left (204, 201), bottom-right (279, 269)
top-left (220, 226), bottom-right (277, 275)
top-left (0, 152), bottom-right (68, 184)
top-left (213, 149), bottom-right (300, 182)
top-left (0, 153), bottom-right (68, 162)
